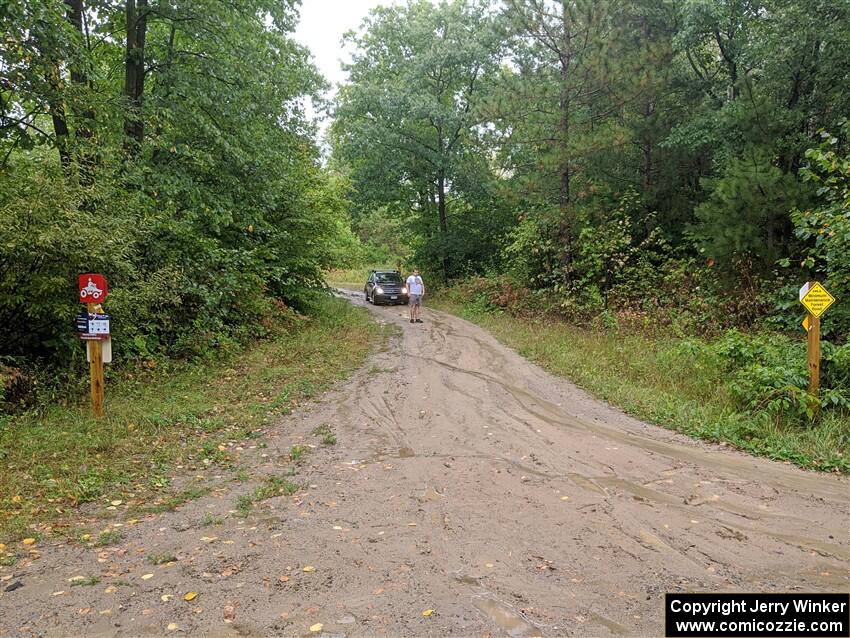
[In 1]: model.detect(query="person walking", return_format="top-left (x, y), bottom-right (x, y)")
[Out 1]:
top-left (406, 269), bottom-right (425, 323)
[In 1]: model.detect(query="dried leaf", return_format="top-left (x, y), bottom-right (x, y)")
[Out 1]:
top-left (110, 500), bottom-right (123, 506)
top-left (279, 575), bottom-right (290, 582)
top-left (167, 622), bottom-right (179, 631)
top-left (422, 609), bottom-right (435, 617)
top-left (141, 574), bottom-right (154, 580)
top-left (302, 566), bottom-right (315, 573)
top-left (161, 594), bottom-right (172, 602)
top-left (21, 538), bottom-right (36, 546)
top-left (309, 623), bottom-right (323, 632)
top-left (183, 591), bottom-right (197, 602)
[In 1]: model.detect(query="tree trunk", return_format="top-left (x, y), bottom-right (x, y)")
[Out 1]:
top-left (558, 2), bottom-right (573, 281)
top-left (714, 32), bottom-right (739, 100)
top-left (65, 0), bottom-right (96, 183)
top-left (38, 34), bottom-right (70, 168)
top-left (436, 170), bottom-right (449, 282)
top-left (65, 1), bottom-right (87, 87)
top-left (642, 96), bottom-right (655, 232)
top-left (123, 0), bottom-right (148, 153)
top-left (49, 97), bottom-right (72, 170)
top-left (151, 21), bottom-right (177, 165)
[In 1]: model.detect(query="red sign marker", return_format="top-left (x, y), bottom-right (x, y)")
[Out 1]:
top-left (79, 273), bottom-right (108, 303)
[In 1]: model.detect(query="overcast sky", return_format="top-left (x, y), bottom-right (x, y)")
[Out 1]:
top-left (295, 0), bottom-right (395, 91)
top-left (294, 0), bottom-right (395, 144)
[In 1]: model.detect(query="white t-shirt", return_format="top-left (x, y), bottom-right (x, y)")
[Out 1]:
top-left (406, 275), bottom-right (424, 295)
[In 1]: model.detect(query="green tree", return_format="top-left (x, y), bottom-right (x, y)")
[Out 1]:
top-left (789, 125), bottom-right (850, 336)
top-left (333, 0), bottom-right (503, 280)
top-left (0, 0), bottom-right (349, 371)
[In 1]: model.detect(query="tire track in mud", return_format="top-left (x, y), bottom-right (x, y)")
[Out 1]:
top-left (0, 289), bottom-right (846, 637)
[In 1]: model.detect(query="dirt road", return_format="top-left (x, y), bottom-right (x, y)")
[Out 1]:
top-left (2, 293), bottom-right (847, 637)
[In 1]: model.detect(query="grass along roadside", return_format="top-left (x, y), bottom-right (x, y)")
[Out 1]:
top-left (430, 294), bottom-right (849, 473)
top-left (0, 295), bottom-right (387, 543)
top-left (326, 265), bottom-right (399, 289)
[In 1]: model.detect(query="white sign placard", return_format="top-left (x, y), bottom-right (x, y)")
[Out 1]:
top-left (86, 337), bottom-right (112, 364)
top-left (89, 318), bottom-right (110, 334)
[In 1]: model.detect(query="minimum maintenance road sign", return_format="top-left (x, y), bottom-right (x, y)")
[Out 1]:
top-left (800, 282), bottom-right (835, 318)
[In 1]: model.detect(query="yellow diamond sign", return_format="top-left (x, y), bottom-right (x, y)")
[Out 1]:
top-left (800, 282), bottom-right (835, 318)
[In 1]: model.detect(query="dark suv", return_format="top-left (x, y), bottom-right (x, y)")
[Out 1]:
top-left (364, 270), bottom-right (409, 305)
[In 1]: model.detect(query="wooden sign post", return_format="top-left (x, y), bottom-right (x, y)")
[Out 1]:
top-left (799, 281), bottom-right (836, 402)
top-left (78, 274), bottom-right (110, 417)
top-left (87, 302), bottom-right (105, 417)
top-left (806, 312), bottom-right (820, 397)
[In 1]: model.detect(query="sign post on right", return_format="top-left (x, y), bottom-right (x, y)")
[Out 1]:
top-left (799, 281), bottom-right (836, 403)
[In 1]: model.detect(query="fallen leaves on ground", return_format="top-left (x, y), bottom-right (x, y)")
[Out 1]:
top-left (309, 623), bottom-right (323, 632)
top-left (184, 591), bottom-right (198, 601)
top-left (302, 565), bottom-right (315, 573)
top-left (422, 609), bottom-right (435, 617)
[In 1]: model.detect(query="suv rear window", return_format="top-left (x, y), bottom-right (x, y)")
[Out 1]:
top-left (376, 272), bottom-right (402, 283)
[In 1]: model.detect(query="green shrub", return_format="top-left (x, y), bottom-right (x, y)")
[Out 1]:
top-left (786, 123), bottom-right (850, 339)
top-left (713, 330), bottom-right (849, 422)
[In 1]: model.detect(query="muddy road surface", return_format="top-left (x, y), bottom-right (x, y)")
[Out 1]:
top-left (1, 293), bottom-right (847, 637)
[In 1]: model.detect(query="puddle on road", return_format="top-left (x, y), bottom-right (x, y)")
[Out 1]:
top-left (588, 612), bottom-right (627, 635)
top-left (454, 574), bottom-right (481, 586)
top-left (472, 595), bottom-right (541, 637)
top-left (422, 485), bottom-right (444, 501)
top-left (597, 477), bottom-right (677, 506)
top-left (638, 529), bottom-right (669, 550)
top-left (566, 473), bottom-right (607, 495)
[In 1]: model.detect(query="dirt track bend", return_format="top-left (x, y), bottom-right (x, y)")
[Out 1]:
top-left (1, 291), bottom-right (847, 637)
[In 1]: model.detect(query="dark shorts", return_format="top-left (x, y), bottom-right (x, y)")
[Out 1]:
top-left (409, 294), bottom-right (422, 306)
